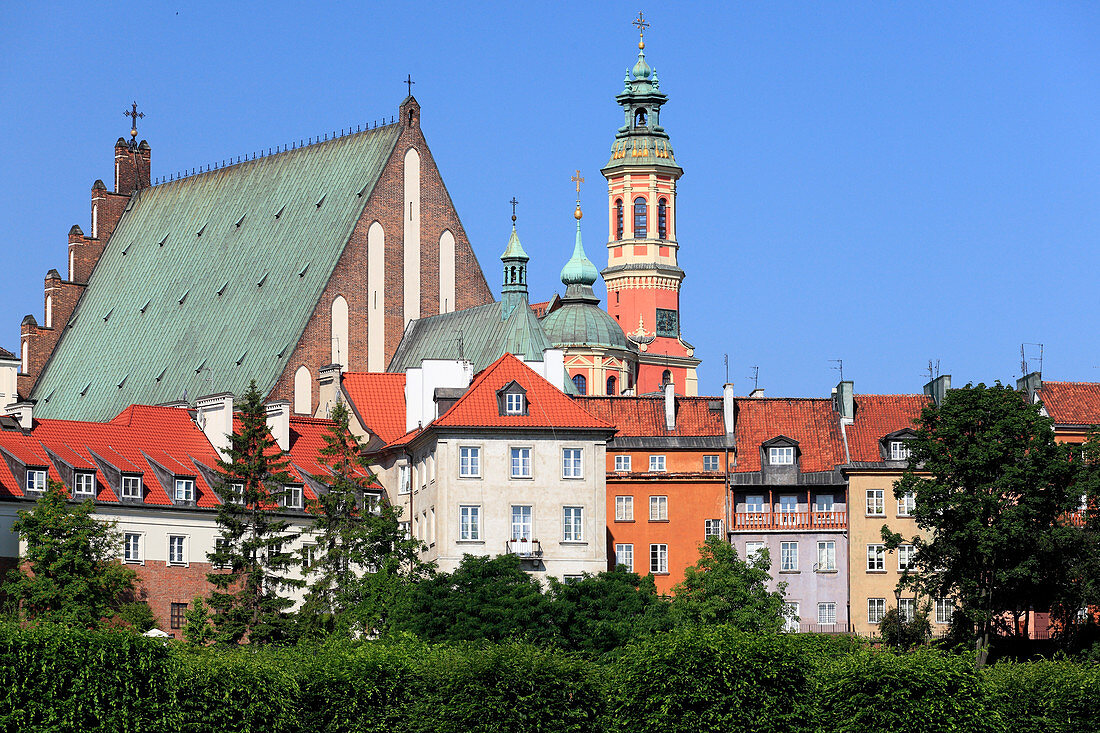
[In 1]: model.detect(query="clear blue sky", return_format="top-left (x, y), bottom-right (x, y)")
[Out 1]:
top-left (2, 2), bottom-right (1098, 398)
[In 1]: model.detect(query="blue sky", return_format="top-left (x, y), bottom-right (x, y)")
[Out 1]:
top-left (2, 2), bottom-right (1098, 398)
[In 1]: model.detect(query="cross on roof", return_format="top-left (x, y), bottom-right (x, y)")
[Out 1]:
top-left (510, 196), bottom-right (518, 221)
top-left (633, 11), bottom-right (650, 37)
top-left (571, 170), bottom-right (584, 196)
top-left (124, 101), bottom-right (145, 140)
top-left (405, 74), bottom-right (415, 96)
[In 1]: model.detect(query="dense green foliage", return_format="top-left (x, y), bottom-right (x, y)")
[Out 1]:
top-left (3, 623), bottom-right (1098, 732)
top-left (6, 481), bottom-right (137, 628)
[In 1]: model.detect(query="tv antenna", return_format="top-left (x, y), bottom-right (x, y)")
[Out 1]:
top-left (749, 366), bottom-right (760, 391)
top-left (829, 359), bottom-right (844, 383)
top-left (926, 359), bottom-right (940, 383)
top-left (1020, 343), bottom-right (1044, 376)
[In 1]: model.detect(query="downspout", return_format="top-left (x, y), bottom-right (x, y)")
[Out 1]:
top-left (839, 414), bottom-right (852, 632)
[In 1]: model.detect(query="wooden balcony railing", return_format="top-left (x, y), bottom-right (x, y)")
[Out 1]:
top-left (732, 510), bottom-right (848, 531)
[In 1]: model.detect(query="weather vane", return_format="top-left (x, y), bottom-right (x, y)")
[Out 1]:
top-left (633, 11), bottom-right (650, 48)
top-left (124, 101), bottom-right (145, 142)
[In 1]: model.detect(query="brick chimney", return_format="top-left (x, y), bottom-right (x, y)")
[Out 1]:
top-left (114, 137), bottom-right (151, 195)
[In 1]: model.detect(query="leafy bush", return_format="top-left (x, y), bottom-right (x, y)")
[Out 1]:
top-left (174, 646), bottom-right (300, 733)
top-left (983, 658), bottom-right (1100, 733)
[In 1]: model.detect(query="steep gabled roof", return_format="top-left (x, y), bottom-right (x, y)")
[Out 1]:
top-left (431, 354), bottom-right (613, 431)
top-left (845, 394), bottom-right (928, 463)
top-left (1037, 381), bottom-right (1100, 427)
top-left (341, 372), bottom-right (407, 444)
top-left (31, 124), bottom-right (403, 421)
top-left (732, 398), bottom-right (845, 473)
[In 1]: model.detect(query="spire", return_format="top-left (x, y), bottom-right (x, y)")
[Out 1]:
top-left (559, 179), bottom-right (599, 304)
top-left (500, 198), bottom-right (529, 319)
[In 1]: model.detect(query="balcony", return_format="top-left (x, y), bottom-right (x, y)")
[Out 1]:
top-left (506, 538), bottom-right (543, 558)
top-left (732, 510), bottom-right (847, 531)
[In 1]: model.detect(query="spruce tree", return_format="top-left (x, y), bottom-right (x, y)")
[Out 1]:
top-left (206, 381), bottom-right (303, 644)
top-left (301, 401), bottom-right (427, 636)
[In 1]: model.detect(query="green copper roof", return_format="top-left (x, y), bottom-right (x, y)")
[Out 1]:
top-left (540, 301), bottom-right (633, 351)
top-left (500, 224), bottom-right (529, 261)
top-left (31, 124), bottom-right (403, 421)
top-left (560, 216), bottom-right (597, 286)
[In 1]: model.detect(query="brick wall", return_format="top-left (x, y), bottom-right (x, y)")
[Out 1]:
top-left (130, 560), bottom-right (218, 634)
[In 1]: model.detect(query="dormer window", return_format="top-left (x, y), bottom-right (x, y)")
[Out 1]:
top-left (73, 471), bottom-right (96, 498)
top-left (25, 468), bottom-right (47, 493)
top-left (174, 477), bottom-right (195, 503)
top-left (121, 474), bottom-right (143, 500)
top-left (889, 440), bottom-right (911, 461)
top-left (881, 429), bottom-right (916, 462)
top-left (769, 446), bottom-right (794, 465)
top-left (283, 485), bottom-right (303, 510)
top-left (496, 381), bottom-right (529, 416)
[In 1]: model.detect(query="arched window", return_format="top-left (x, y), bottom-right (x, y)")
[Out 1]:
top-left (294, 366), bottom-right (312, 415)
top-left (20, 341), bottom-right (28, 374)
top-left (658, 198), bottom-right (667, 239)
top-left (45, 295), bottom-right (53, 329)
top-left (607, 375), bottom-right (617, 396)
top-left (634, 108), bottom-right (648, 127)
top-left (615, 199), bottom-right (624, 240)
top-left (572, 374), bottom-right (587, 395)
top-left (331, 295), bottom-right (348, 368)
top-left (662, 369), bottom-right (672, 386)
top-left (633, 197), bottom-right (647, 239)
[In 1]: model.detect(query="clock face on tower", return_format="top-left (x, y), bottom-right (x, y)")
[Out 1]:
top-left (656, 308), bottom-right (678, 338)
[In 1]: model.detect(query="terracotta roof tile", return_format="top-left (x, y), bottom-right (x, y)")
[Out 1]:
top-left (341, 372), bottom-right (407, 443)
top-left (732, 398), bottom-right (846, 473)
top-left (1038, 381), bottom-right (1100, 426)
top-left (573, 395), bottom-right (725, 437)
top-left (845, 394), bottom-right (928, 463)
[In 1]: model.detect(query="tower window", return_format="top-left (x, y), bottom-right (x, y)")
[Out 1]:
top-left (634, 108), bottom-right (648, 127)
top-left (662, 369), bottom-right (672, 386)
top-left (658, 198), bottom-right (667, 239)
top-left (615, 199), bottom-right (624, 240)
top-left (607, 375), bottom-right (617, 396)
top-left (572, 374), bottom-right (587, 395)
top-left (633, 197), bottom-right (647, 239)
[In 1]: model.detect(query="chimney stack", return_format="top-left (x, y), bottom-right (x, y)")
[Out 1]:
top-left (924, 374), bottom-right (952, 407)
top-left (749, 388), bottom-right (765, 399)
top-left (195, 393), bottom-right (235, 457)
top-left (1016, 372), bottom-right (1042, 404)
top-left (4, 401), bottom-right (33, 430)
top-left (834, 380), bottom-right (855, 422)
top-left (318, 363), bottom-right (343, 418)
top-left (265, 400), bottom-right (291, 451)
top-left (664, 380), bottom-right (676, 432)
top-left (722, 383), bottom-right (735, 435)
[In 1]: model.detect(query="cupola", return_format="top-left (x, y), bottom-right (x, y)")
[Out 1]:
top-left (500, 207), bottom-right (529, 319)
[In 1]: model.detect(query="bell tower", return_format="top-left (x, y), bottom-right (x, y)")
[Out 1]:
top-left (600, 15), bottom-right (699, 396)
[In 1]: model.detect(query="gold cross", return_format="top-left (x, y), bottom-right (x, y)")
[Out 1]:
top-left (571, 170), bottom-right (584, 196)
top-left (633, 11), bottom-right (649, 37)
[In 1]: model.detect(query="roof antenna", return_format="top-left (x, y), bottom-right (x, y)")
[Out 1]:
top-left (829, 359), bottom-right (844, 383)
top-left (723, 353), bottom-right (728, 384)
top-left (926, 359), bottom-right (940, 383)
top-left (1021, 343), bottom-right (1044, 377)
top-left (749, 366), bottom-right (759, 391)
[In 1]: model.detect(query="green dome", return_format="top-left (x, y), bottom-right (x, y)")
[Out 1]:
top-left (632, 50), bottom-right (652, 80)
top-left (560, 219), bottom-right (597, 286)
top-left (541, 301), bottom-right (632, 350)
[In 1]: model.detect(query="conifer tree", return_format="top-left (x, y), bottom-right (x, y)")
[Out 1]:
top-left (301, 401), bottom-right (427, 636)
top-left (206, 381), bottom-right (303, 644)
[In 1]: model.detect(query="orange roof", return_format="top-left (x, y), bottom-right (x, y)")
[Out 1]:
top-left (845, 394), bottom-right (928, 463)
top-left (732, 398), bottom-right (846, 473)
top-left (341, 372), bottom-right (407, 443)
top-left (574, 396), bottom-right (725, 437)
top-left (431, 354), bottom-right (614, 431)
top-left (1038, 381), bottom-right (1100, 426)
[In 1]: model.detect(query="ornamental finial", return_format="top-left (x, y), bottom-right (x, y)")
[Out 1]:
top-left (633, 12), bottom-right (650, 50)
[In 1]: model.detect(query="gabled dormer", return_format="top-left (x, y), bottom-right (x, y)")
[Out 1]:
top-left (761, 435), bottom-right (800, 476)
top-left (880, 429), bottom-right (916, 463)
top-left (496, 380), bottom-right (528, 417)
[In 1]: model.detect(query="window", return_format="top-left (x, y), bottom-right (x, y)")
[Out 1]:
top-left (818, 602), bottom-right (837, 626)
top-left (174, 478), bottom-right (195, 503)
top-left (662, 369), bottom-right (672, 385)
top-left (511, 505), bottom-right (532, 541)
top-left (745, 495), bottom-right (765, 513)
top-left (614, 455), bottom-right (632, 472)
top-left (866, 489), bottom-right (885, 516)
top-left (898, 598), bottom-right (915, 622)
top-left (25, 469), bottom-right (46, 493)
top-left (615, 543), bottom-right (634, 572)
top-left (897, 492), bottom-right (916, 517)
top-left (510, 447), bottom-right (532, 478)
top-left (170, 602), bottom-right (187, 630)
top-left (615, 199), bottom-right (624, 240)
top-left (650, 543), bottom-right (668, 573)
top-left (649, 455), bottom-right (666, 472)
top-left (459, 447), bottom-right (480, 477)
top-left (572, 374), bottom-right (587, 395)
top-left (562, 448), bottom-right (583, 479)
top-left (228, 483), bottom-right (244, 504)
top-left (301, 544), bottom-right (317, 570)
top-left (868, 598), bottom-right (886, 624)
top-left (867, 544), bottom-right (885, 572)
top-left (633, 197), bottom-right (647, 238)
top-left (505, 392), bottom-right (525, 414)
top-left (779, 495), bottom-right (799, 525)
top-left (615, 496), bottom-right (634, 521)
top-left (284, 485), bottom-right (303, 509)
top-left (634, 107), bottom-right (647, 127)
top-left (213, 538), bottom-right (230, 569)
top-left (649, 495), bottom-right (668, 521)
top-left (745, 541), bottom-right (765, 562)
top-left (704, 519), bottom-right (723, 538)
top-left (655, 308), bottom-right (678, 338)
top-left (658, 198), bottom-right (667, 239)
top-left (121, 474), bottom-right (143, 499)
top-left (398, 464), bottom-right (411, 494)
top-left (815, 493), bottom-right (834, 512)
top-left (898, 544), bottom-right (915, 571)
top-left (563, 506), bottom-right (584, 541)
top-left (816, 541), bottom-right (836, 571)
top-left (459, 505), bottom-right (480, 540)
top-left (769, 446), bottom-right (794, 465)
top-left (935, 598), bottom-right (955, 625)
top-left (780, 541), bottom-right (798, 572)
top-left (703, 455), bottom-right (720, 471)
top-left (398, 521), bottom-right (411, 540)
top-left (606, 375), bottom-right (617, 396)
top-left (123, 533), bottom-right (141, 563)
top-left (73, 472), bottom-right (95, 497)
top-left (889, 440), bottom-right (911, 461)
top-left (168, 535), bottom-right (186, 565)
top-left (783, 602), bottom-right (800, 633)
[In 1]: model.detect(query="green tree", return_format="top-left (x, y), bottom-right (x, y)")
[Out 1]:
top-left (669, 536), bottom-right (787, 632)
top-left (205, 381), bottom-right (303, 644)
top-left (300, 401), bottom-right (428, 637)
top-left (877, 603), bottom-right (932, 650)
top-left (6, 480), bottom-right (136, 627)
top-left (888, 382), bottom-right (1078, 666)
top-left (181, 595), bottom-right (216, 645)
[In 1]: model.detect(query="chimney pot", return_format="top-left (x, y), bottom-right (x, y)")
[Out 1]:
top-left (4, 401), bottom-right (33, 430)
top-left (195, 393), bottom-right (235, 457)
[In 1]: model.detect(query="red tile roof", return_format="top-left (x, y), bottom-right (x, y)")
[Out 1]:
top-left (845, 394), bottom-right (928, 463)
top-left (573, 396), bottom-right (725, 437)
top-left (1037, 381), bottom-right (1100, 426)
top-left (341, 372), bottom-right (407, 443)
top-left (732, 398), bottom-right (846, 473)
top-left (432, 354), bottom-right (614, 431)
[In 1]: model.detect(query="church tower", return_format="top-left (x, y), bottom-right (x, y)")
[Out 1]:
top-left (601, 15), bottom-right (700, 396)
